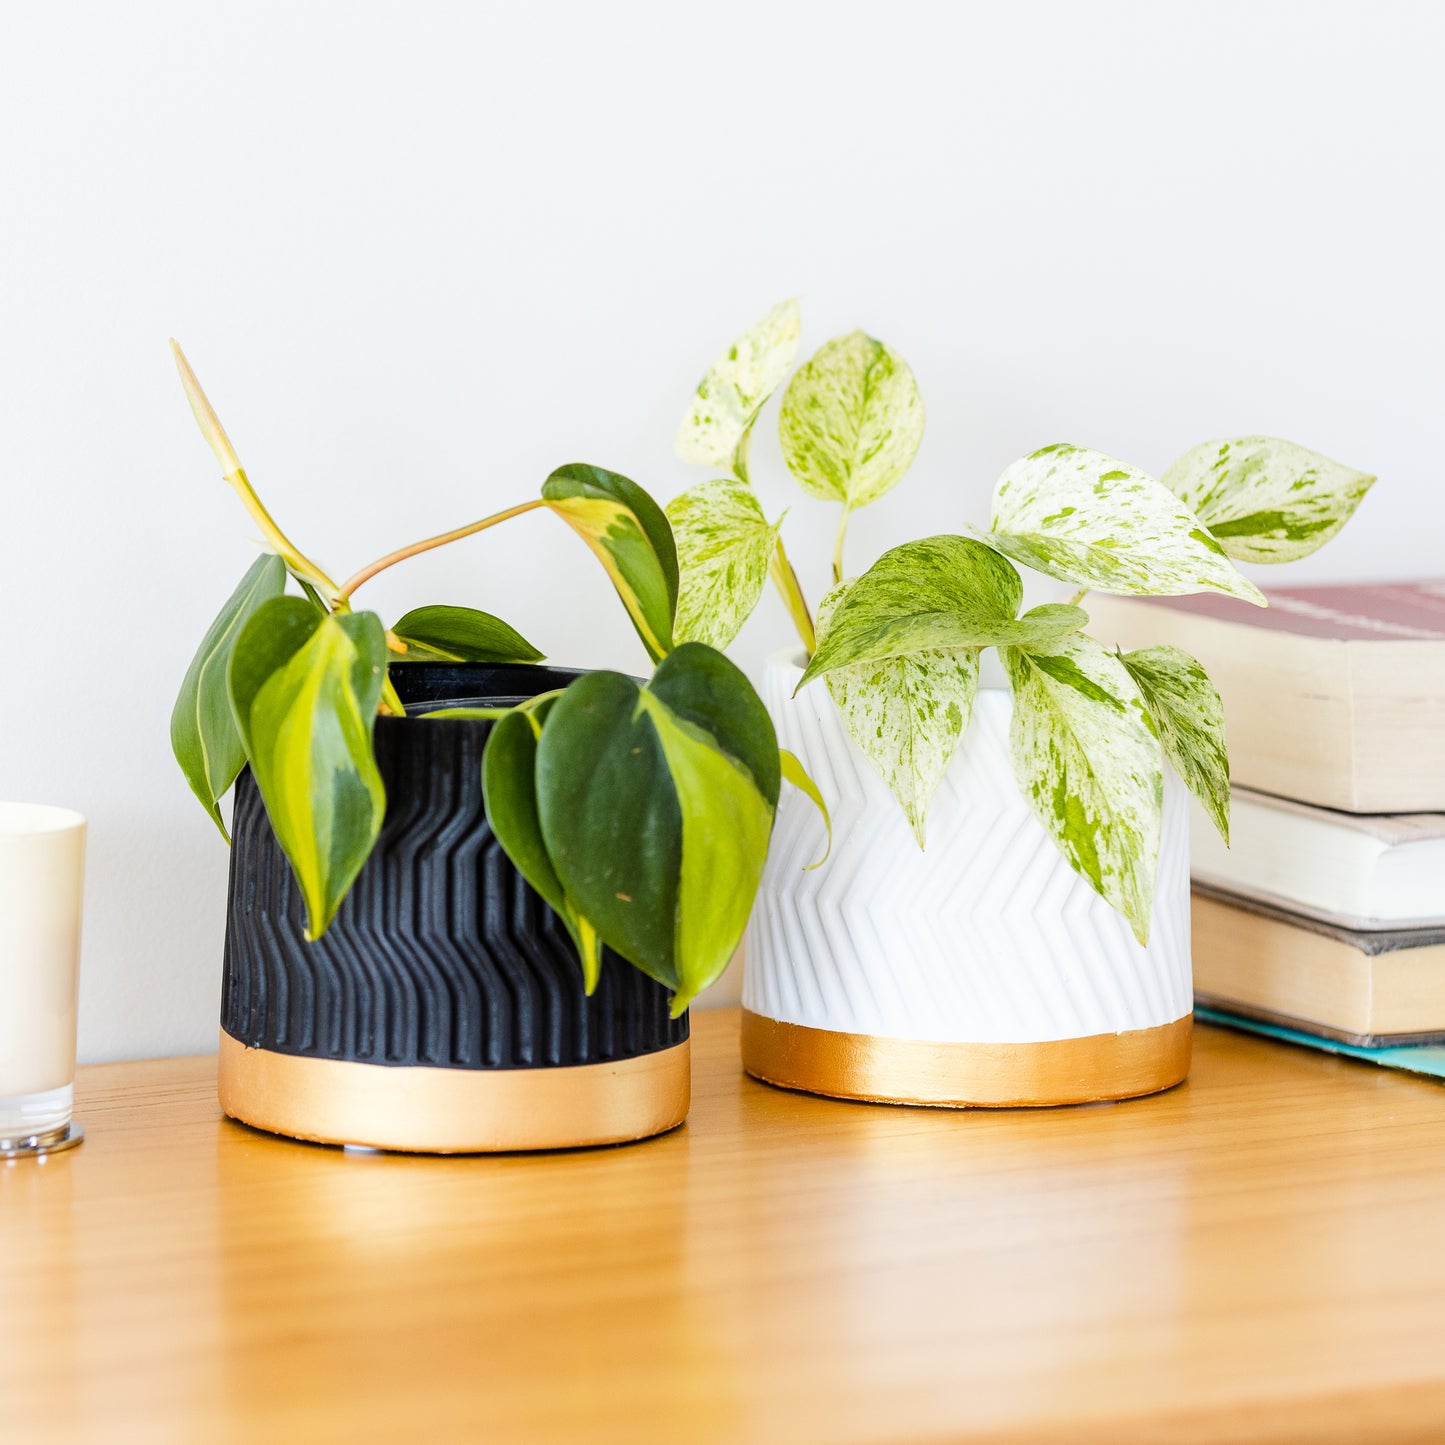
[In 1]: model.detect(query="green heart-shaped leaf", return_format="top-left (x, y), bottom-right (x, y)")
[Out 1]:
top-left (1121, 644), bottom-right (1230, 844)
top-left (987, 444), bottom-right (1266, 604)
top-left (391, 605), bottom-right (543, 664)
top-left (1001, 634), bottom-right (1162, 944)
top-left (798, 535), bottom-right (1084, 688)
top-left (675, 298), bottom-right (801, 482)
top-left (229, 598), bottom-right (389, 940)
top-left (533, 643), bottom-right (779, 1014)
top-left (542, 463), bottom-right (679, 663)
top-left (482, 699), bottom-right (603, 990)
top-left (665, 477), bottom-right (784, 649)
top-left (171, 553), bottom-right (287, 839)
top-left (778, 330), bottom-right (924, 510)
top-left (1161, 436), bottom-right (1375, 564)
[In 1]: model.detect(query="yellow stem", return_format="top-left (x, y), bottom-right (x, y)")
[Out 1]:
top-left (232, 469), bottom-right (339, 597)
top-left (336, 499), bottom-right (545, 602)
top-left (170, 341), bottom-right (341, 600)
top-left (832, 506), bottom-right (852, 586)
top-left (379, 673), bottom-right (407, 718)
top-left (769, 537), bottom-right (816, 656)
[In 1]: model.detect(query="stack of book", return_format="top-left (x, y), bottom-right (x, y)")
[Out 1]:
top-left (1090, 582), bottom-right (1445, 1080)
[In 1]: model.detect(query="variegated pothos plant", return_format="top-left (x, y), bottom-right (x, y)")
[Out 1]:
top-left (169, 346), bottom-right (827, 1014)
top-left (670, 302), bottom-right (1375, 943)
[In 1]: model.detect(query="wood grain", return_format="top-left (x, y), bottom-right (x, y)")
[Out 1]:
top-left (5, 1011), bottom-right (1445, 1443)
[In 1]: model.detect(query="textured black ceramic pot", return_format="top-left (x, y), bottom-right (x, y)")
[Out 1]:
top-left (217, 663), bottom-right (690, 1152)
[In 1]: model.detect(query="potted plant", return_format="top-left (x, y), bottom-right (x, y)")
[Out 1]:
top-left (668, 301), bottom-right (1375, 1107)
top-left (168, 343), bottom-right (824, 1151)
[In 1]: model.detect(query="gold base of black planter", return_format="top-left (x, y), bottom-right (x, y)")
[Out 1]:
top-left (218, 1034), bottom-right (691, 1153)
top-left (740, 1010), bottom-right (1192, 1108)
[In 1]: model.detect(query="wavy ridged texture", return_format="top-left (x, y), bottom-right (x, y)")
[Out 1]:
top-left (745, 652), bottom-right (1192, 1045)
top-left (222, 665), bottom-right (687, 1070)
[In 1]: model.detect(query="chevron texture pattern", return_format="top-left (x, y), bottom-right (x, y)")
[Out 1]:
top-left (745, 653), bottom-right (1192, 1044)
top-left (223, 682), bottom-right (686, 1072)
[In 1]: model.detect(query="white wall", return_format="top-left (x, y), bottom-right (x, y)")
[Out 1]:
top-left (1, 1), bottom-right (1440, 1063)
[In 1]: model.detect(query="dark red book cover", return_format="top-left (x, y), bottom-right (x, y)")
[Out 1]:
top-left (1150, 583), bottom-right (1445, 642)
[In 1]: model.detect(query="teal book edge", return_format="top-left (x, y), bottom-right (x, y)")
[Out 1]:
top-left (1196, 1006), bottom-right (1445, 1081)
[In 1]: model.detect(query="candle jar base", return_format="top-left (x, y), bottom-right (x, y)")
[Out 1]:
top-left (0, 1121), bottom-right (84, 1157)
top-left (0, 1084), bottom-right (82, 1156)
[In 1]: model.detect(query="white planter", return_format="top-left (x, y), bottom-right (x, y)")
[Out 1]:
top-left (742, 651), bottom-right (1193, 1107)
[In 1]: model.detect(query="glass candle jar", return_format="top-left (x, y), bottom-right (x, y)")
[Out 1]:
top-left (0, 803), bottom-right (86, 1156)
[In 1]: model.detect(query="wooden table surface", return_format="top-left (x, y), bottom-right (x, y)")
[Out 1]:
top-left (5, 1010), bottom-right (1445, 1444)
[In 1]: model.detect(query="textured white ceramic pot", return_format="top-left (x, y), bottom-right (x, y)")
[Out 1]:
top-left (742, 651), bottom-right (1193, 1107)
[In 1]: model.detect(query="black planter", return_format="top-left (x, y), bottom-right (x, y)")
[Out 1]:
top-left (217, 664), bottom-right (690, 1152)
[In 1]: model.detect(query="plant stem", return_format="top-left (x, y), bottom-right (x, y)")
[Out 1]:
top-left (337, 499), bottom-right (545, 602)
top-left (1067, 588), bottom-right (1091, 606)
top-left (832, 506), bottom-right (852, 586)
top-left (336, 599), bottom-right (406, 717)
top-left (297, 577), bottom-right (329, 612)
top-left (769, 538), bottom-right (816, 656)
top-left (379, 672), bottom-right (407, 718)
top-left (170, 341), bottom-right (341, 601)
top-left (233, 472), bottom-right (339, 598)
top-left (419, 705), bottom-right (514, 719)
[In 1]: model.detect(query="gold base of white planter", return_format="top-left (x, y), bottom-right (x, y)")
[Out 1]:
top-left (218, 1033), bottom-right (691, 1152)
top-left (740, 1010), bottom-right (1192, 1108)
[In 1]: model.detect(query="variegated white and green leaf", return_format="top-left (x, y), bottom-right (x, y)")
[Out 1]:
top-left (665, 477), bottom-right (783, 649)
top-left (987, 444), bottom-right (1265, 604)
top-left (817, 583), bottom-right (977, 849)
top-left (541, 463), bottom-right (679, 663)
top-left (1001, 634), bottom-right (1162, 943)
top-left (778, 331), bottom-right (924, 509)
top-left (1161, 436), bottom-right (1376, 564)
top-left (228, 599), bottom-right (389, 941)
top-left (675, 299), bottom-right (801, 480)
top-left (798, 535), bottom-right (1084, 689)
top-left (1121, 644), bottom-right (1230, 844)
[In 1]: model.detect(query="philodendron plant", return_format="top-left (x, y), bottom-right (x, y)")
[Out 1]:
top-left (169, 344), bottom-right (825, 1015)
top-left (669, 301), bottom-right (1375, 943)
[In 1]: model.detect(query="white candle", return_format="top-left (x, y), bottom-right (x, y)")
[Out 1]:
top-left (0, 803), bottom-right (86, 1145)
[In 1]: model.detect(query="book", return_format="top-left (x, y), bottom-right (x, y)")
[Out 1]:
top-left (1086, 582), bottom-right (1445, 812)
top-left (1195, 1006), bottom-right (1445, 1083)
top-left (1191, 886), bottom-right (1445, 1046)
top-left (1190, 786), bottom-right (1445, 931)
